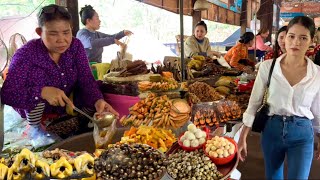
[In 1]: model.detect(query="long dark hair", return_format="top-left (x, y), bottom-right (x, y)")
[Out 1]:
top-left (79, 5), bottom-right (96, 25)
top-left (272, 26), bottom-right (287, 60)
top-left (287, 16), bottom-right (315, 39)
top-left (239, 32), bottom-right (254, 44)
top-left (37, 4), bottom-right (72, 27)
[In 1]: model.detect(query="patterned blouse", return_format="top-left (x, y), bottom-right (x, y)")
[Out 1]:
top-left (1, 38), bottom-right (103, 118)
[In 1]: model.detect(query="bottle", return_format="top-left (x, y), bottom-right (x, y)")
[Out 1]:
top-left (151, 63), bottom-right (156, 73)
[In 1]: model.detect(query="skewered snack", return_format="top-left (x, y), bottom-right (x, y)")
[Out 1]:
top-left (192, 100), bottom-right (242, 128)
top-left (94, 144), bottom-right (168, 180)
top-left (120, 93), bottom-right (191, 129)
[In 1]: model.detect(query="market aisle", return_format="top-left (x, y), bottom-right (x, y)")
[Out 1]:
top-left (237, 133), bottom-right (320, 180)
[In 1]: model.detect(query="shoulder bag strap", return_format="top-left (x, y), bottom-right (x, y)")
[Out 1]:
top-left (266, 59), bottom-right (277, 87)
top-left (261, 59), bottom-right (277, 105)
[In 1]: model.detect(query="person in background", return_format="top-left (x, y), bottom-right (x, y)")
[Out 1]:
top-left (251, 27), bottom-right (273, 52)
top-left (184, 21), bottom-right (221, 58)
top-left (238, 16), bottom-right (320, 179)
top-left (76, 5), bottom-right (132, 63)
top-left (224, 32), bottom-right (255, 73)
top-left (1, 4), bottom-right (118, 136)
top-left (264, 26), bottom-right (287, 60)
top-left (314, 27), bottom-right (320, 46)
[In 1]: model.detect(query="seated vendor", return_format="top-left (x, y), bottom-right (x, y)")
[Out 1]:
top-left (1, 4), bottom-right (118, 136)
top-left (224, 32), bottom-right (255, 73)
top-left (184, 21), bottom-right (221, 58)
top-left (250, 27), bottom-right (273, 52)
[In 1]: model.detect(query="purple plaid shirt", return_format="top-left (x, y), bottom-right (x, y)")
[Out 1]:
top-left (1, 37), bottom-right (103, 118)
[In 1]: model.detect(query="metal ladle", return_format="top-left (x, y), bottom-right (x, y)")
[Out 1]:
top-left (73, 106), bottom-right (95, 121)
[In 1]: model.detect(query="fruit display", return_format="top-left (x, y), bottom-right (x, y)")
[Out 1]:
top-left (179, 124), bottom-right (207, 149)
top-left (192, 100), bottom-right (242, 128)
top-left (188, 82), bottom-right (224, 102)
top-left (117, 60), bottom-right (149, 77)
top-left (187, 55), bottom-right (206, 71)
top-left (94, 144), bottom-right (167, 180)
top-left (120, 93), bottom-right (191, 129)
top-left (120, 126), bottom-right (176, 152)
top-left (166, 149), bottom-right (223, 180)
top-left (0, 148), bottom-right (95, 180)
top-left (205, 136), bottom-right (236, 158)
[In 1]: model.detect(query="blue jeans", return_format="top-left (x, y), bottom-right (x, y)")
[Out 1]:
top-left (261, 115), bottom-right (314, 179)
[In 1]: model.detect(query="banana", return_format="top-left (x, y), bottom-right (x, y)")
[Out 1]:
top-left (13, 148), bottom-right (36, 173)
top-left (50, 157), bottom-right (73, 179)
top-left (193, 55), bottom-right (205, 61)
top-left (32, 159), bottom-right (50, 180)
top-left (0, 163), bottom-right (8, 180)
top-left (74, 153), bottom-right (94, 176)
top-left (7, 163), bottom-right (25, 180)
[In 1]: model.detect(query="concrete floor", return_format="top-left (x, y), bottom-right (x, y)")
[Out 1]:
top-left (237, 133), bottom-right (320, 180)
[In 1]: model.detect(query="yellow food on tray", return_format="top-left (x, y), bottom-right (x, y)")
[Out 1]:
top-left (120, 126), bottom-right (176, 152)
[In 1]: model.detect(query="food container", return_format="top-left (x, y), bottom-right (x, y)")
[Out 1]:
top-left (203, 136), bottom-right (238, 165)
top-left (178, 132), bottom-right (205, 152)
top-left (178, 126), bottom-right (209, 152)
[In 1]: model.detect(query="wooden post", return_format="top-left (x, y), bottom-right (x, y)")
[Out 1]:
top-left (257, 0), bottom-right (273, 42)
top-left (179, 0), bottom-right (185, 81)
top-left (192, 0), bottom-right (201, 32)
top-left (240, 0), bottom-right (248, 35)
top-left (66, 0), bottom-right (79, 36)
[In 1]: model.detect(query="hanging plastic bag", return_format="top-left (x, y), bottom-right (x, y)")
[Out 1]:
top-left (93, 113), bottom-right (117, 149)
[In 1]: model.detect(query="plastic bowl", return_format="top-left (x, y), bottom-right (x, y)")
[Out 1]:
top-left (178, 131), bottom-right (207, 152)
top-left (203, 136), bottom-right (238, 165)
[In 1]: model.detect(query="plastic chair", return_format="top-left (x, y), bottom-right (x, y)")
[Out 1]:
top-left (175, 35), bottom-right (189, 56)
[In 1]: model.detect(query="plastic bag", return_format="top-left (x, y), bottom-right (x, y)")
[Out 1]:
top-left (93, 118), bottom-right (117, 149)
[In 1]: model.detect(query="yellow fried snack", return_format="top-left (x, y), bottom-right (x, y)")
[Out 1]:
top-left (81, 173), bottom-right (96, 180)
top-left (74, 153), bottom-right (94, 176)
top-left (7, 163), bottom-right (25, 180)
top-left (13, 148), bottom-right (36, 173)
top-left (0, 163), bottom-right (8, 180)
top-left (32, 159), bottom-right (50, 180)
top-left (50, 157), bottom-right (73, 179)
